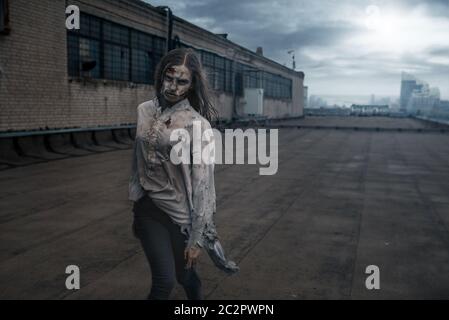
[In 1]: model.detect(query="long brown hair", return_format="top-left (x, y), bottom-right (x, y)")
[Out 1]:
top-left (155, 48), bottom-right (218, 123)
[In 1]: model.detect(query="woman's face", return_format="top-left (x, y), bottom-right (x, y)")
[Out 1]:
top-left (161, 65), bottom-right (192, 104)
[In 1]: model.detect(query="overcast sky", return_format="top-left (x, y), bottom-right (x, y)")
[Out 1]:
top-left (146, 0), bottom-right (449, 99)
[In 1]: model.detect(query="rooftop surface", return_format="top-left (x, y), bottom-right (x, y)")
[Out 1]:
top-left (1, 117), bottom-right (449, 299)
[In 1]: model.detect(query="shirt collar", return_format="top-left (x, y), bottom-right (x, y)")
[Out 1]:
top-left (156, 96), bottom-right (191, 115)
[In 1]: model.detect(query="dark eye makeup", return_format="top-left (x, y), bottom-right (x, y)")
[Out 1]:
top-left (164, 75), bottom-right (190, 86)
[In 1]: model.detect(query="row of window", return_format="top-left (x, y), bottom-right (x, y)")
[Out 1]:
top-left (68, 13), bottom-right (165, 83)
top-left (235, 64), bottom-right (293, 99)
top-left (262, 72), bottom-right (293, 99)
top-left (181, 46), bottom-right (292, 99)
top-left (199, 50), bottom-right (233, 93)
top-left (68, 13), bottom-right (292, 99)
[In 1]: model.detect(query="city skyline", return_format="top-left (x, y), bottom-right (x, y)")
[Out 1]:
top-left (146, 0), bottom-right (449, 99)
top-left (308, 93), bottom-right (397, 108)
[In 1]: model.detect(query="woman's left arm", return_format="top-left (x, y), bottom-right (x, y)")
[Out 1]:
top-left (186, 119), bottom-right (216, 250)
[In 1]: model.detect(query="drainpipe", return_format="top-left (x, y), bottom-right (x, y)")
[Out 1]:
top-left (227, 49), bottom-right (238, 122)
top-left (232, 59), bottom-right (237, 121)
top-left (157, 6), bottom-right (173, 54)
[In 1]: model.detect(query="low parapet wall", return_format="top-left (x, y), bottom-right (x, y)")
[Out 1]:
top-left (0, 126), bottom-right (136, 170)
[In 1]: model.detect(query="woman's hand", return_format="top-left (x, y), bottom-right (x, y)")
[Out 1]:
top-left (184, 245), bottom-right (202, 269)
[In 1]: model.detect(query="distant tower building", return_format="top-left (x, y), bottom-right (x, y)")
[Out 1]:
top-left (400, 72), bottom-right (423, 112)
top-left (407, 85), bottom-right (440, 116)
top-left (370, 94), bottom-right (376, 105)
top-left (399, 71), bottom-right (441, 116)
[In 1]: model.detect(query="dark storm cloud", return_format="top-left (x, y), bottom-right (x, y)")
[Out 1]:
top-left (428, 46), bottom-right (449, 56)
top-left (147, 0), bottom-right (359, 59)
top-left (248, 24), bottom-right (355, 49)
top-left (145, 0), bottom-right (449, 97)
top-left (180, 0), bottom-right (255, 22)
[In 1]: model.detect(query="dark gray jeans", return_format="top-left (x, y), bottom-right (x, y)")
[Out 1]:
top-left (132, 196), bottom-right (203, 300)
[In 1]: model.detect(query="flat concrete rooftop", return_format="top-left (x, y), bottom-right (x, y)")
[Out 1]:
top-left (1, 116), bottom-right (449, 299)
top-left (277, 115), bottom-right (448, 130)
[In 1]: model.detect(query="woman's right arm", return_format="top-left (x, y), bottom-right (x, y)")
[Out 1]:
top-left (128, 105), bottom-right (146, 201)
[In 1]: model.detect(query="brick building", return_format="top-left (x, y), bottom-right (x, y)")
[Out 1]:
top-left (0, 0), bottom-right (304, 133)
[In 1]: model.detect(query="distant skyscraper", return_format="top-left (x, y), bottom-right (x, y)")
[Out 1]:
top-left (408, 86), bottom-right (440, 115)
top-left (400, 72), bottom-right (427, 112)
top-left (400, 72), bottom-right (440, 115)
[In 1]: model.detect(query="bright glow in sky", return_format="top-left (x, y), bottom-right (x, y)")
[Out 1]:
top-left (353, 6), bottom-right (449, 56)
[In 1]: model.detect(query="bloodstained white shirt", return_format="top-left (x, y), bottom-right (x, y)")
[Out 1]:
top-left (128, 97), bottom-right (216, 248)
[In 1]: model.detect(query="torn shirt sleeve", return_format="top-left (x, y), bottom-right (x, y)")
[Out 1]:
top-left (128, 139), bottom-right (146, 202)
top-left (186, 118), bottom-right (217, 249)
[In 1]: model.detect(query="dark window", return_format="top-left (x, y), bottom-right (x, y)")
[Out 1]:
top-left (103, 21), bottom-right (130, 81)
top-left (79, 38), bottom-right (101, 78)
top-left (200, 50), bottom-right (231, 92)
top-left (235, 63), bottom-right (244, 96)
top-left (172, 45), bottom-right (232, 93)
top-left (263, 72), bottom-right (274, 98)
top-left (131, 31), bottom-right (153, 84)
top-left (67, 12), bottom-right (166, 84)
top-left (67, 14), bottom-right (101, 78)
top-left (67, 34), bottom-right (80, 76)
top-left (243, 66), bottom-right (259, 89)
top-left (0, 0), bottom-right (10, 35)
top-left (225, 59), bottom-right (233, 93)
top-left (232, 63), bottom-right (292, 99)
top-left (79, 13), bottom-right (101, 39)
top-left (104, 43), bottom-right (129, 81)
top-left (103, 21), bottom-right (128, 46)
top-left (130, 30), bottom-right (165, 84)
top-left (214, 56), bottom-right (225, 91)
top-left (262, 72), bottom-right (292, 99)
top-left (153, 37), bottom-right (165, 55)
top-left (201, 51), bottom-right (215, 67)
top-left (131, 49), bottom-right (151, 83)
top-left (201, 51), bottom-right (215, 89)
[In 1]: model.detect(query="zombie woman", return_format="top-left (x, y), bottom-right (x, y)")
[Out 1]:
top-left (129, 48), bottom-right (239, 300)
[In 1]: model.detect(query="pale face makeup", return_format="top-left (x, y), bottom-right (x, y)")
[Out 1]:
top-left (161, 64), bottom-right (192, 105)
